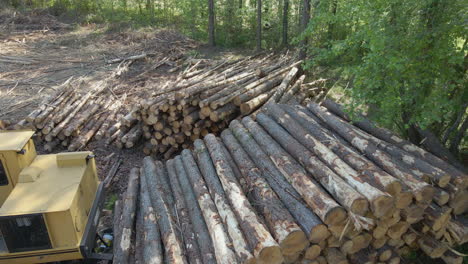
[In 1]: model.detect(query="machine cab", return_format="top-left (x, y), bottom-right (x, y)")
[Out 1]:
top-left (0, 130), bottom-right (101, 264)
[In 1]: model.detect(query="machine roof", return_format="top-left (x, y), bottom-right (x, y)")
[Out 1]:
top-left (0, 130), bottom-right (35, 152)
top-left (0, 154), bottom-right (86, 216)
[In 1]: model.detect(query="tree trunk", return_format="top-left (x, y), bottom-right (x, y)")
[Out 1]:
top-left (230, 120), bottom-right (346, 226)
top-left (299, 0), bottom-right (311, 59)
top-left (256, 0), bottom-right (262, 51)
top-left (203, 134), bottom-right (283, 264)
top-left (165, 159), bottom-right (203, 264)
top-left (192, 140), bottom-right (255, 264)
top-left (114, 168), bottom-right (139, 264)
top-left (219, 132), bottom-right (309, 256)
top-left (449, 116), bottom-right (468, 157)
top-left (282, 0), bottom-right (289, 47)
top-left (208, 0), bottom-right (215, 46)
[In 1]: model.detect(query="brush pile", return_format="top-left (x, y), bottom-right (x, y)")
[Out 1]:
top-left (114, 100), bottom-right (467, 264)
top-left (133, 53), bottom-right (324, 158)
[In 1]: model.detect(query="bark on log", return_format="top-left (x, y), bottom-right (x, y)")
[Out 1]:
top-left (322, 99), bottom-right (468, 183)
top-left (256, 112), bottom-right (393, 217)
top-left (281, 104), bottom-right (412, 208)
top-left (192, 140), bottom-right (255, 264)
top-left (165, 159), bottom-right (203, 264)
top-left (307, 103), bottom-right (434, 203)
top-left (50, 92), bottom-right (93, 136)
top-left (231, 119), bottom-right (346, 225)
top-left (113, 200), bottom-right (122, 254)
top-left (224, 127), bottom-right (330, 243)
top-left (139, 173), bottom-right (164, 264)
top-left (240, 89), bottom-right (276, 115)
top-left (215, 135), bottom-right (308, 256)
top-left (203, 134), bottom-right (283, 264)
top-left (114, 168), bottom-right (139, 264)
top-left (266, 67), bottom-right (299, 104)
top-left (278, 75), bottom-right (305, 104)
top-left (142, 157), bottom-right (187, 264)
top-left (174, 154), bottom-right (222, 264)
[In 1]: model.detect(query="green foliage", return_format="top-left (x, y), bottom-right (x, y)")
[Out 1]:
top-left (105, 193), bottom-right (118, 211)
top-left (303, 0), bottom-right (467, 140)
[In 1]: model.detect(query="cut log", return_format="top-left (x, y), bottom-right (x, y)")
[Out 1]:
top-left (192, 141), bottom-right (255, 264)
top-left (232, 119), bottom-right (346, 225)
top-left (165, 159), bottom-right (203, 264)
top-left (324, 248), bottom-right (348, 264)
top-left (280, 104), bottom-right (405, 201)
top-left (213, 136), bottom-right (308, 256)
top-left (139, 173), bottom-right (164, 264)
top-left (266, 67), bottom-right (299, 103)
top-left (307, 102), bottom-right (434, 203)
top-left (114, 168), bottom-right (139, 264)
top-left (203, 134), bottom-right (283, 264)
top-left (278, 75), bottom-right (306, 104)
top-left (142, 157), bottom-right (187, 264)
top-left (176, 153), bottom-right (224, 264)
top-left (222, 129), bottom-right (329, 243)
top-left (256, 112), bottom-right (393, 217)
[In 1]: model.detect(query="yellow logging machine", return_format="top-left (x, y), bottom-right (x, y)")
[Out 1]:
top-left (0, 131), bottom-right (111, 263)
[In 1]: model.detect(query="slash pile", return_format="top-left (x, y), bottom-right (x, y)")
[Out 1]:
top-left (114, 100), bottom-right (467, 264)
top-left (133, 53), bottom-right (323, 158)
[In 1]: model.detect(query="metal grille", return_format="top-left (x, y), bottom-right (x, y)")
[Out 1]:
top-left (0, 214), bottom-right (52, 253)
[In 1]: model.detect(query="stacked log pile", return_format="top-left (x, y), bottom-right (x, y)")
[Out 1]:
top-left (12, 63), bottom-right (143, 152)
top-left (115, 100), bottom-right (467, 264)
top-left (134, 53), bottom-right (324, 158)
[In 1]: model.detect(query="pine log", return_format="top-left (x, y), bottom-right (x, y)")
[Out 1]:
top-left (240, 89), bottom-right (276, 115)
top-left (223, 128), bottom-right (330, 243)
top-left (165, 159), bottom-right (203, 264)
top-left (113, 200), bottom-right (122, 254)
top-left (418, 236), bottom-right (447, 258)
top-left (322, 99), bottom-right (467, 184)
top-left (233, 76), bottom-right (283, 106)
top-left (114, 168), bottom-right (139, 264)
top-left (63, 98), bottom-right (103, 137)
top-left (266, 67), bottom-right (299, 104)
top-left (231, 119), bottom-right (346, 225)
top-left (278, 75), bottom-right (306, 104)
top-left (34, 89), bottom-right (74, 124)
top-left (211, 136), bottom-right (308, 256)
top-left (280, 104), bottom-right (407, 204)
top-left (177, 153), bottom-right (237, 264)
top-left (325, 248), bottom-right (348, 264)
top-left (307, 102), bottom-right (434, 203)
top-left (139, 174), bottom-right (164, 264)
top-left (203, 134), bottom-right (283, 264)
top-left (142, 158), bottom-right (187, 264)
top-left (441, 250), bottom-right (463, 264)
top-left (209, 103), bottom-right (238, 122)
top-left (50, 92), bottom-right (93, 136)
top-left (255, 113), bottom-right (393, 217)
top-left (192, 141), bottom-right (255, 263)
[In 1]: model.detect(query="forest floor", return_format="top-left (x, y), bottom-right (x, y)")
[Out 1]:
top-left (0, 9), bottom-right (253, 232)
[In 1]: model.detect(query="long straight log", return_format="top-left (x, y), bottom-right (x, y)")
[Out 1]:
top-left (266, 67), bottom-right (299, 104)
top-left (203, 134), bottom-right (283, 264)
top-left (114, 168), bottom-right (139, 264)
top-left (307, 103), bottom-right (434, 203)
top-left (252, 113), bottom-right (378, 216)
top-left (165, 159), bottom-right (203, 264)
top-left (260, 105), bottom-right (395, 217)
top-left (50, 92), bottom-right (93, 136)
top-left (321, 99), bottom-right (468, 183)
top-left (192, 141), bottom-right (255, 264)
top-left (221, 130), bottom-right (329, 245)
top-left (280, 104), bottom-right (410, 207)
top-left (278, 75), bottom-right (305, 104)
top-left (230, 120), bottom-right (347, 226)
top-left (139, 173), bottom-right (164, 264)
top-left (142, 157), bottom-right (187, 264)
top-left (176, 154), bottom-right (226, 264)
top-left (218, 133), bottom-right (309, 256)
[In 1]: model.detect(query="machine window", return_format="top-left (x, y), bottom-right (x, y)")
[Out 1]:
top-left (0, 215), bottom-right (52, 253)
top-left (0, 161), bottom-right (7, 186)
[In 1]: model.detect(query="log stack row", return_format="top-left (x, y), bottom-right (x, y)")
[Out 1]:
top-left (12, 63), bottom-right (144, 152)
top-left (133, 53), bottom-right (323, 159)
top-left (114, 100), bottom-right (467, 264)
